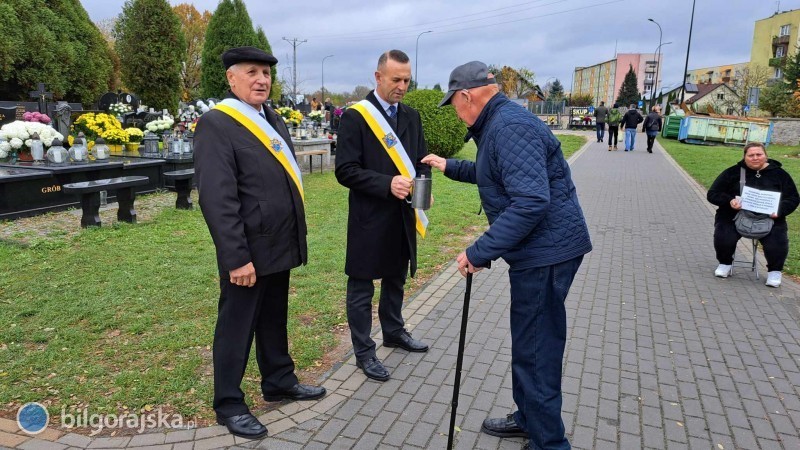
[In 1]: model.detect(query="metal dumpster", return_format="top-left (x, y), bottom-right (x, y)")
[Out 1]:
top-left (677, 116), bottom-right (772, 146)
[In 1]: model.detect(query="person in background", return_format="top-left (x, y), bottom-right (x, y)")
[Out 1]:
top-left (593, 100), bottom-right (608, 143)
top-left (706, 142), bottom-right (799, 287)
top-left (642, 105), bottom-right (662, 153)
top-left (606, 103), bottom-right (622, 151)
top-left (621, 104), bottom-right (643, 151)
top-left (310, 97), bottom-right (321, 111)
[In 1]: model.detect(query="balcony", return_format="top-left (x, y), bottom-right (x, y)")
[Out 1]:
top-left (721, 76), bottom-right (731, 83)
top-left (769, 56), bottom-right (786, 67)
top-left (773, 35), bottom-right (790, 46)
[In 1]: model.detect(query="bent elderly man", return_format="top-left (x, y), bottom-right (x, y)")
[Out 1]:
top-left (194, 46), bottom-right (325, 440)
top-left (423, 61), bottom-right (592, 450)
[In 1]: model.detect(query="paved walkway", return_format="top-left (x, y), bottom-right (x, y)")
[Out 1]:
top-left (3, 132), bottom-right (800, 449)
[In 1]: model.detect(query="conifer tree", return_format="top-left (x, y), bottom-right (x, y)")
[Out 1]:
top-left (615, 64), bottom-right (641, 107)
top-left (115, 0), bottom-right (186, 112)
top-left (548, 79), bottom-right (565, 100)
top-left (254, 26), bottom-right (281, 102)
top-left (0, 0), bottom-right (113, 105)
top-left (200, 0), bottom-right (258, 98)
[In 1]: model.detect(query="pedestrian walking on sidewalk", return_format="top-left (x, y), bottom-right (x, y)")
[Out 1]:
top-left (423, 60), bottom-right (592, 450)
top-left (622, 104), bottom-right (643, 151)
top-left (607, 103), bottom-right (622, 150)
top-left (643, 105), bottom-right (663, 153)
top-left (594, 101), bottom-right (608, 143)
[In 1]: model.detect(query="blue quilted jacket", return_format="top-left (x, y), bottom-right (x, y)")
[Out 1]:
top-left (444, 93), bottom-right (592, 269)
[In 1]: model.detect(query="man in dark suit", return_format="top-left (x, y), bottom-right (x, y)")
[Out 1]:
top-left (194, 46), bottom-right (325, 440)
top-left (335, 50), bottom-right (431, 382)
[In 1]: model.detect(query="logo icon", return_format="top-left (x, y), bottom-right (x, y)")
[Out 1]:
top-left (383, 132), bottom-right (398, 148)
top-left (271, 138), bottom-right (282, 152)
top-left (17, 402), bottom-right (49, 435)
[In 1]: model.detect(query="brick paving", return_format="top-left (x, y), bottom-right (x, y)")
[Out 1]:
top-left (4, 132), bottom-right (800, 449)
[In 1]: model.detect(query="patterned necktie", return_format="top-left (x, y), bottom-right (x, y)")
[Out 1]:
top-left (387, 105), bottom-right (397, 128)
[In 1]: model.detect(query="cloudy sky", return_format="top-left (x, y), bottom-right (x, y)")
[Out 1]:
top-left (81, 0), bottom-right (790, 96)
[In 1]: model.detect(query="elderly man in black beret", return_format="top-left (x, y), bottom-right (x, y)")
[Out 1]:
top-left (194, 46), bottom-right (325, 440)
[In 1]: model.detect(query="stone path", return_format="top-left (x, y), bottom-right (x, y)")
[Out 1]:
top-left (3, 132), bottom-right (800, 449)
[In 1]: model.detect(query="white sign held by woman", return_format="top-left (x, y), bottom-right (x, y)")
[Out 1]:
top-left (741, 186), bottom-right (781, 215)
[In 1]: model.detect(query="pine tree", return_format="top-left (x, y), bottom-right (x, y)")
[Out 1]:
top-left (115, 0), bottom-right (186, 112)
top-left (548, 79), bottom-right (564, 100)
top-left (615, 64), bottom-right (641, 108)
top-left (200, 0), bottom-right (258, 98)
top-left (254, 26), bottom-right (281, 102)
top-left (0, 0), bottom-right (113, 105)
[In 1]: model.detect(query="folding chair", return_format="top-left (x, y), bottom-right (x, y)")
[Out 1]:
top-left (732, 238), bottom-right (759, 280)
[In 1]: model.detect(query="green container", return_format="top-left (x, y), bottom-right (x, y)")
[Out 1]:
top-left (661, 115), bottom-right (682, 139)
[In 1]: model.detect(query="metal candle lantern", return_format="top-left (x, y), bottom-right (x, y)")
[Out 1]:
top-left (142, 132), bottom-right (160, 155)
top-left (68, 133), bottom-right (88, 162)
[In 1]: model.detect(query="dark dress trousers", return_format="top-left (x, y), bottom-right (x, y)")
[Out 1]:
top-left (194, 94), bottom-right (307, 418)
top-left (335, 91), bottom-right (430, 360)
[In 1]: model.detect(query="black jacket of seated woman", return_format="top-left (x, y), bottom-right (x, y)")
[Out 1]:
top-left (706, 143), bottom-right (799, 287)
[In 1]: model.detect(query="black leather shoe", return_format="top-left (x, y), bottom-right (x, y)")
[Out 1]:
top-left (481, 413), bottom-right (527, 438)
top-left (384, 330), bottom-right (428, 352)
top-left (216, 413), bottom-right (268, 439)
top-left (263, 383), bottom-right (326, 402)
top-left (356, 356), bottom-right (390, 381)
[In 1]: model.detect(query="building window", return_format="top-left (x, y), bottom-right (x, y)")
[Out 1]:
top-left (717, 93), bottom-right (724, 100)
top-left (777, 46), bottom-right (786, 57)
top-left (776, 67), bottom-right (783, 78)
top-left (646, 73), bottom-right (653, 80)
top-left (780, 24), bottom-right (791, 36)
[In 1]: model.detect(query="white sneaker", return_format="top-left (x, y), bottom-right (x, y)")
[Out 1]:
top-left (766, 271), bottom-right (782, 288)
top-left (714, 264), bottom-right (732, 278)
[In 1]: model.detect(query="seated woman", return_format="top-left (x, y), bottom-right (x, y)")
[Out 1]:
top-left (707, 142), bottom-right (799, 287)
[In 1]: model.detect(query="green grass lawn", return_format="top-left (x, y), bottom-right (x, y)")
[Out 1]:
top-left (658, 137), bottom-right (800, 276)
top-left (0, 135), bottom-right (584, 423)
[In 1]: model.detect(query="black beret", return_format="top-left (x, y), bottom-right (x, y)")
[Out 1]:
top-left (221, 46), bottom-right (278, 69)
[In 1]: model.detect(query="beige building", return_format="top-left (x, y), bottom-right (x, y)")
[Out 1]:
top-left (751, 8), bottom-right (800, 80)
top-left (686, 62), bottom-right (750, 87)
top-left (572, 53), bottom-right (662, 106)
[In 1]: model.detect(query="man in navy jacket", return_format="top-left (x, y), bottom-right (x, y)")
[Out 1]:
top-left (423, 61), bottom-right (592, 450)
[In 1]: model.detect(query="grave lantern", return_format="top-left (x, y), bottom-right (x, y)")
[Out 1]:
top-left (46, 138), bottom-right (68, 165)
top-left (142, 132), bottom-right (160, 155)
top-left (69, 133), bottom-right (88, 162)
top-left (30, 132), bottom-right (45, 162)
top-left (93, 137), bottom-right (110, 161)
top-left (184, 132), bottom-right (194, 154)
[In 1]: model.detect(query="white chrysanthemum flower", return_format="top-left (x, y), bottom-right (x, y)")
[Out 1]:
top-left (0, 141), bottom-right (10, 153)
top-left (0, 149), bottom-right (7, 158)
top-left (25, 139), bottom-right (32, 148)
top-left (10, 138), bottom-right (23, 149)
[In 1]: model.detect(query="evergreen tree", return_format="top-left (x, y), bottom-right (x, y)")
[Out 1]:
top-left (254, 26), bottom-right (281, 102)
top-left (615, 64), bottom-right (641, 107)
top-left (548, 79), bottom-right (564, 100)
top-left (115, 0), bottom-right (186, 112)
top-left (0, 0), bottom-right (113, 105)
top-left (782, 45), bottom-right (800, 92)
top-left (201, 0), bottom-right (258, 98)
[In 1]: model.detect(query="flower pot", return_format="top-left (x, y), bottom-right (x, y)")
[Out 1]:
top-left (17, 151), bottom-right (33, 162)
top-left (108, 144), bottom-right (124, 154)
top-left (125, 142), bottom-right (141, 155)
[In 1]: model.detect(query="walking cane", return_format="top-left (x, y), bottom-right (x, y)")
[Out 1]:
top-left (447, 272), bottom-right (473, 450)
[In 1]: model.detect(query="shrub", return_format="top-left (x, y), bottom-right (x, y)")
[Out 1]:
top-left (403, 89), bottom-right (467, 158)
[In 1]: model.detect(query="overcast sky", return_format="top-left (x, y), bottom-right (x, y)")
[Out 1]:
top-left (80, 0), bottom-right (791, 96)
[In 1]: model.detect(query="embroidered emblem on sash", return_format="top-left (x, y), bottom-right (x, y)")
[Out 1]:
top-left (383, 132), bottom-right (398, 148)
top-left (271, 138), bottom-right (282, 152)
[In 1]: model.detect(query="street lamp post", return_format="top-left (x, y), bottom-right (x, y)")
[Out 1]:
top-left (321, 54), bottom-right (334, 104)
top-left (680, 0), bottom-right (697, 105)
top-left (414, 30), bottom-right (433, 90)
top-left (651, 41), bottom-right (672, 109)
top-left (648, 18), bottom-right (663, 108)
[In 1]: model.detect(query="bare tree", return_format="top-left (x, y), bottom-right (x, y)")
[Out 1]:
top-left (731, 63), bottom-right (770, 115)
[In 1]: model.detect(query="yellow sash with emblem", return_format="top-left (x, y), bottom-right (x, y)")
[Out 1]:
top-left (214, 99), bottom-right (304, 201)
top-left (351, 100), bottom-right (429, 238)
